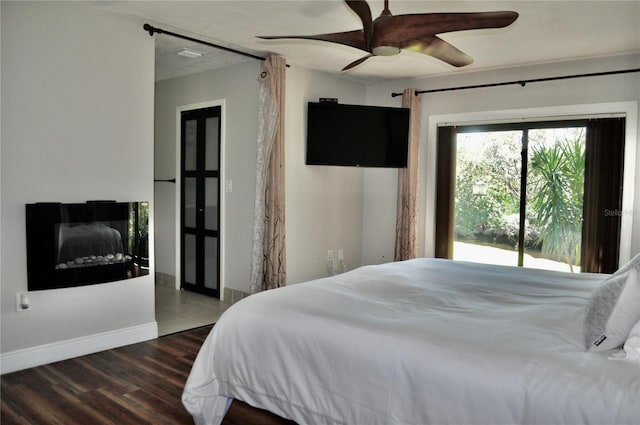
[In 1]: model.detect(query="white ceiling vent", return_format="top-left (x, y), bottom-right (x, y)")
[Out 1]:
top-left (176, 48), bottom-right (204, 58)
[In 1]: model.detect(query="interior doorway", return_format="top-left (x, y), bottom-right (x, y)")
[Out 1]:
top-left (154, 102), bottom-right (229, 337)
top-left (180, 106), bottom-right (222, 297)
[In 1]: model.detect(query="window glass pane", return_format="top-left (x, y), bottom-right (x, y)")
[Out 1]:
top-left (184, 120), bottom-right (197, 171)
top-left (452, 130), bottom-right (522, 267)
top-left (525, 127), bottom-right (585, 273)
top-left (184, 178), bottom-right (197, 228)
top-left (204, 236), bottom-right (218, 289)
top-left (184, 234), bottom-right (196, 285)
top-left (205, 178), bottom-right (218, 231)
top-left (205, 117), bottom-right (219, 171)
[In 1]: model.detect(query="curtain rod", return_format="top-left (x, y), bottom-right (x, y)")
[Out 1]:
top-left (143, 23), bottom-right (268, 63)
top-left (390, 68), bottom-right (640, 97)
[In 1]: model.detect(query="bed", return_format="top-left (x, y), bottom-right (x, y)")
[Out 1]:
top-left (182, 257), bottom-right (640, 425)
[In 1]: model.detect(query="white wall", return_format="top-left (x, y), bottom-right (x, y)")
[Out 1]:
top-left (362, 54), bottom-right (640, 265)
top-left (156, 64), bottom-right (368, 289)
top-left (1, 2), bottom-right (156, 372)
top-left (285, 67), bottom-right (367, 284)
top-left (154, 61), bottom-right (261, 294)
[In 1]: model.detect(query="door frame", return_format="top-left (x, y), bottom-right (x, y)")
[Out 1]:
top-left (174, 99), bottom-right (226, 300)
top-left (425, 101), bottom-right (637, 265)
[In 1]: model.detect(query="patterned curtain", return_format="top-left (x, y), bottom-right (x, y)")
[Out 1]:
top-left (250, 55), bottom-right (286, 293)
top-left (394, 89), bottom-right (422, 261)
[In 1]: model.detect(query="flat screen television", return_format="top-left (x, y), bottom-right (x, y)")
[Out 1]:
top-left (306, 102), bottom-right (410, 168)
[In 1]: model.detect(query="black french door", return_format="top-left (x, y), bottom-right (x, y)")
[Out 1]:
top-left (180, 106), bottom-right (221, 297)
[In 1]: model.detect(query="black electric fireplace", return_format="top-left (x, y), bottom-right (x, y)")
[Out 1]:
top-left (26, 201), bottom-right (149, 291)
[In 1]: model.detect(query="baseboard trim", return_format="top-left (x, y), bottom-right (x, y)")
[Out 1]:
top-left (1, 322), bottom-right (158, 374)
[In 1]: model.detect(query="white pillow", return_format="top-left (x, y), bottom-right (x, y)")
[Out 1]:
top-left (622, 319), bottom-right (640, 359)
top-left (609, 320), bottom-right (640, 360)
top-left (583, 268), bottom-right (640, 352)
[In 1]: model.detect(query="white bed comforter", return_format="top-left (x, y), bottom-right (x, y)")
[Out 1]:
top-left (182, 259), bottom-right (640, 425)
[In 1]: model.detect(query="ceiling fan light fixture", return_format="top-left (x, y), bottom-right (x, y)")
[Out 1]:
top-left (372, 45), bottom-right (401, 56)
top-left (177, 48), bottom-right (204, 58)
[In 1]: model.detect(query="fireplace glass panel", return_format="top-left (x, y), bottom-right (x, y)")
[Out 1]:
top-left (55, 221), bottom-right (126, 268)
top-left (26, 201), bottom-right (149, 291)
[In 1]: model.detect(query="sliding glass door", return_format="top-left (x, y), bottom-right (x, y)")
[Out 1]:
top-left (438, 118), bottom-right (624, 274)
top-left (525, 127), bottom-right (585, 272)
top-left (453, 123), bottom-right (586, 272)
top-left (453, 129), bottom-right (524, 267)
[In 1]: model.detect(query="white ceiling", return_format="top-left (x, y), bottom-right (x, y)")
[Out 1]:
top-left (93, 1), bottom-right (640, 83)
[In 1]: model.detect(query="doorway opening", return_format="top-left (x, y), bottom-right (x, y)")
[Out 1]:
top-left (154, 101), bottom-right (229, 337)
top-left (180, 106), bottom-right (222, 297)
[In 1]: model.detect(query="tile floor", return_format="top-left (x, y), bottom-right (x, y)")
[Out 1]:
top-left (155, 280), bottom-right (231, 336)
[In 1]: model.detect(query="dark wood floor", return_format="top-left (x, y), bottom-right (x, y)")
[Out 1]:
top-left (1, 325), bottom-right (213, 425)
top-left (1, 325), bottom-right (298, 425)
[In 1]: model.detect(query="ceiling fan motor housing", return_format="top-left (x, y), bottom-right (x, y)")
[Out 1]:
top-left (371, 15), bottom-right (401, 56)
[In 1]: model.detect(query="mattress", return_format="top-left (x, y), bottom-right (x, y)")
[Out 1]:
top-left (182, 258), bottom-right (640, 425)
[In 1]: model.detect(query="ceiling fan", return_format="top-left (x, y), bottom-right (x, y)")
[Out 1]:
top-left (258, 0), bottom-right (518, 71)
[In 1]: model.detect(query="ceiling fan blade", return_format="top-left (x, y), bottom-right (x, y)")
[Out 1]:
top-left (258, 30), bottom-right (368, 52)
top-left (341, 54), bottom-right (374, 71)
top-left (374, 11), bottom-right (518, 46)
top-left (400, 36), bottom-right (473, 67)
top-left (345, 0), bottom-right (373, 49)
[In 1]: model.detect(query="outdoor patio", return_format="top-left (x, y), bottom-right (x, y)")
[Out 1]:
top-left (453, 241), bottom-right (581, 273)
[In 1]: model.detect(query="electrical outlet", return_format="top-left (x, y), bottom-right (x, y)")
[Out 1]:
top-left (338, 249), bottom-right (344, 261)
top-left (16, 293), bottom-right (30, 312)
top-left (225, 179), bottom-right (233, 193)
top-left (327, 250), bottom-right (337, 276)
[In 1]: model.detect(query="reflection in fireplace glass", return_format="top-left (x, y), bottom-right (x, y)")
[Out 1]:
top-left (55, 222), bottom-right (127, 269)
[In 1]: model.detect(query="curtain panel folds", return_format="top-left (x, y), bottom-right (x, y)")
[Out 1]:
top-left (250, 55), bottom-right (286, 293)
top-left (434, 126), bottom-right (456, 260)
top-left (581, 118), bottom-right (625, 273)
top-left (394, 89), bottom-right (422, 261)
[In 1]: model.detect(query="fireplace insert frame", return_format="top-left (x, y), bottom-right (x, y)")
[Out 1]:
top-left (25, 201), bottom-right (149, 291)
